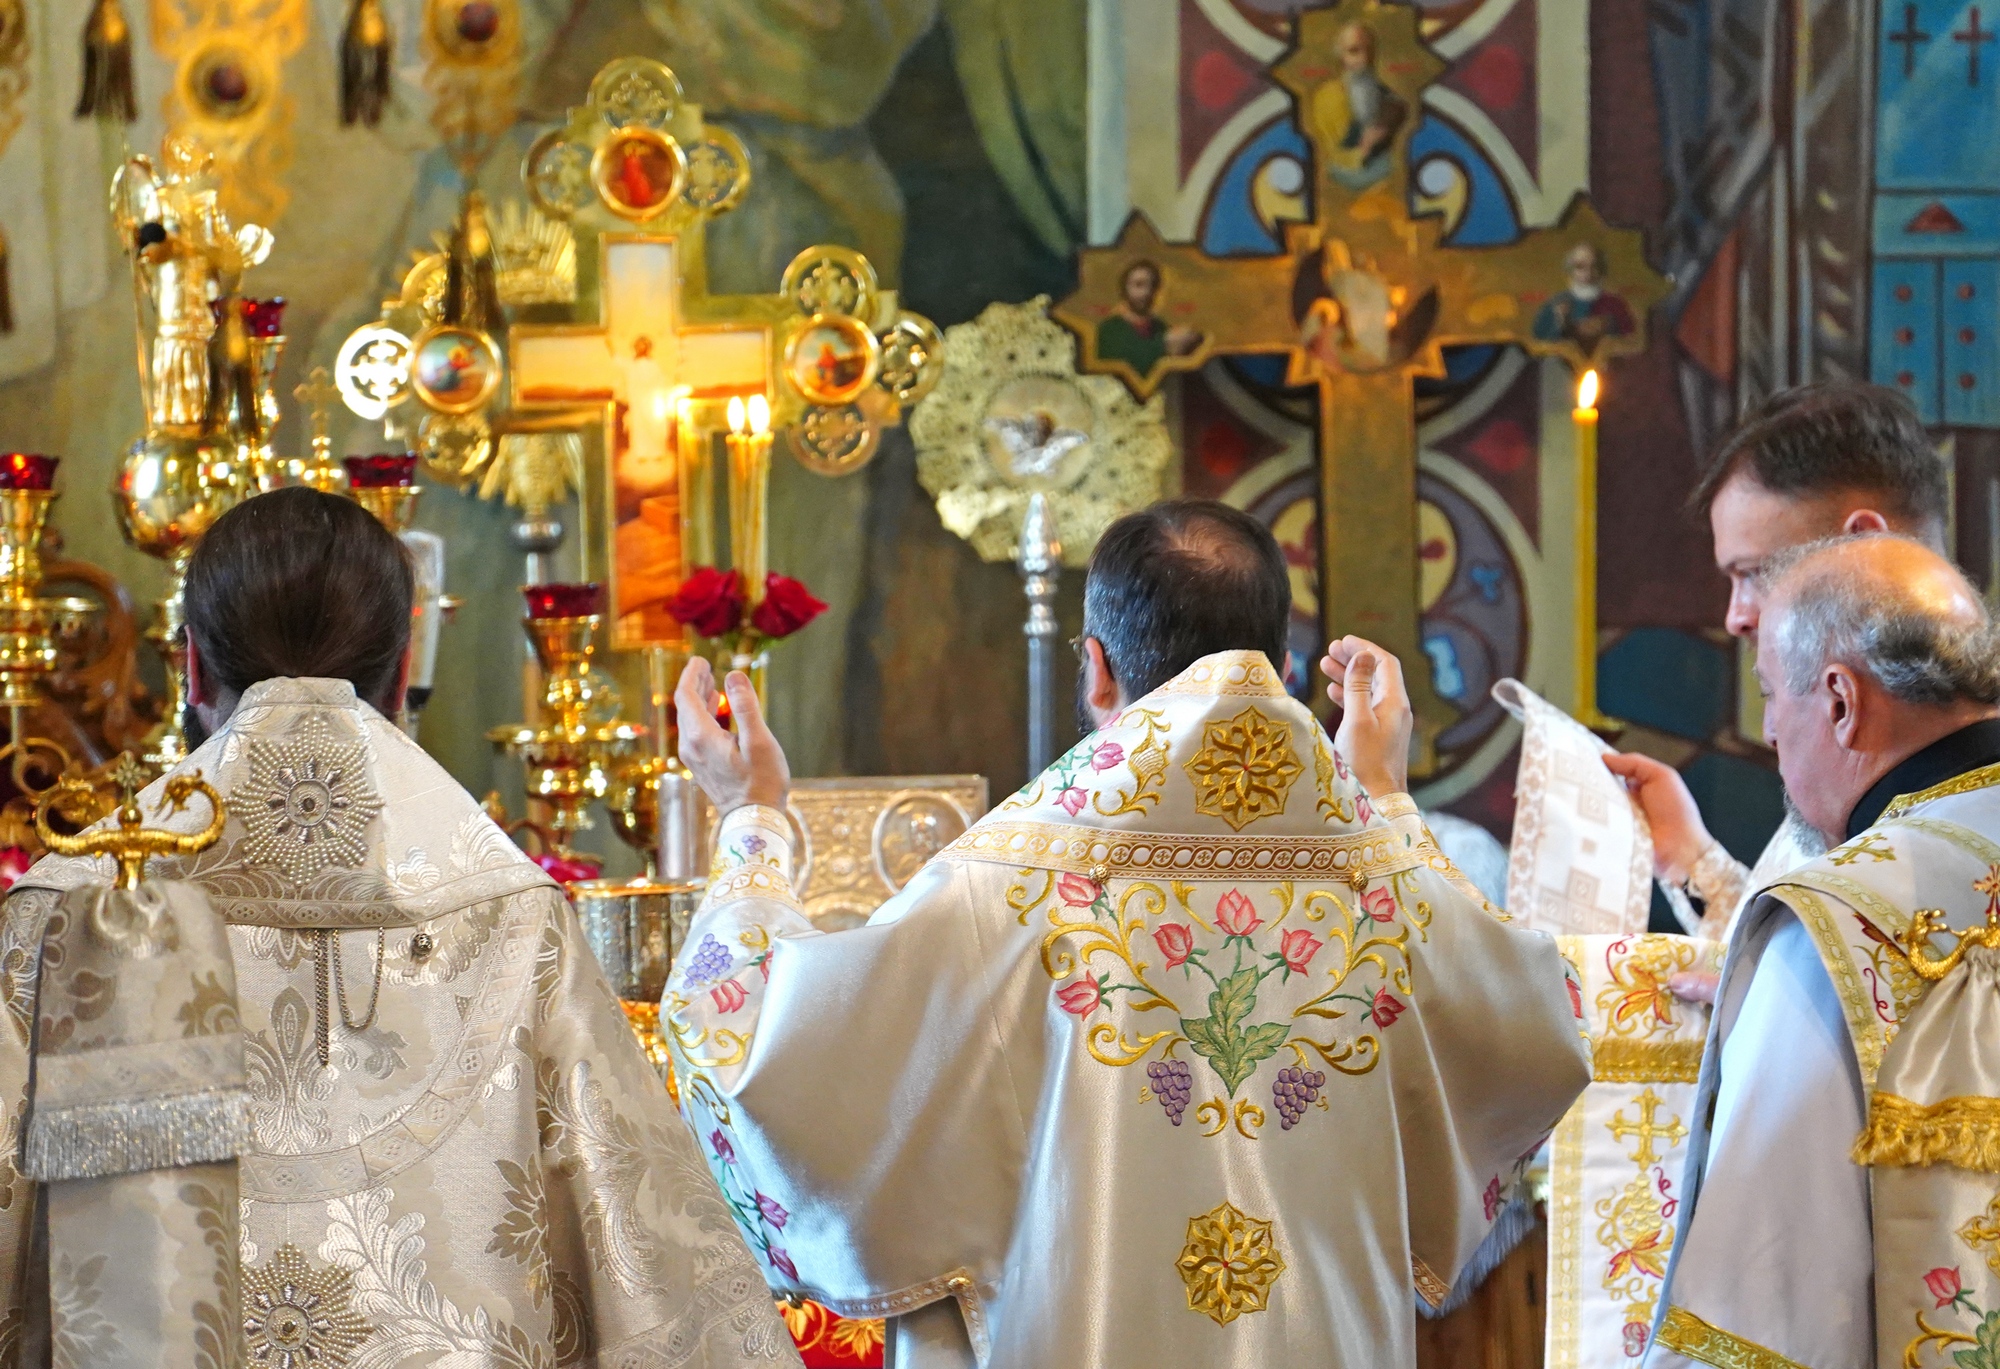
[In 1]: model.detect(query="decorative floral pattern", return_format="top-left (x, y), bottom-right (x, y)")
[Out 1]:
top-left (239, 718), bottom-right (384, 884)
top-left (1037, 870), bottom-right (1427, 1135)
top-left (1183, 707), bottom-right (1305, 831)
top-left (1176, 1201), bottom-right (1286, 1325)
top-left (241, 1244), bottom-right (374, 1369)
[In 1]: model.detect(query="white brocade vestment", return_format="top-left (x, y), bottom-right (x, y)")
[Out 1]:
top-left (665, 651), bottom-right (1592, 1368)
top-left (0, 677), bottom-right (798, 1369)
top-left (1648, 757), bottom-right (2000, 1369)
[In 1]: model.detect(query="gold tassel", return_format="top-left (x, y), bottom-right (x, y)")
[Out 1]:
top-left (443, 190), bottom-right (504, 333)
top-left (340, 0), bottom-right (393, 128)
top-left (75, 0), bottom-right (136, 123)
top-left (1852, 1090), bottom-right (2000, 1172)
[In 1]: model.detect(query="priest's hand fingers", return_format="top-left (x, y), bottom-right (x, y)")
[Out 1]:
top-left (721, 671), bottom-right (791, 811)
top-left (1601, 751), bottom-right (1713, 883)
top-left (1329, 637), bottom-right (1412, 799)
top-left (674, 658), bottom-right (748, 810)
top-left (1668, 971), bottom-right (1719, 1006)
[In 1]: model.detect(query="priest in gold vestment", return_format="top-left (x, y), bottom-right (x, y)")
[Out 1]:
top-left (1650, 533), bottom-right (2000, 1369)
top-left (665, 501), bottom-right (1591, 1367)
top-left (0, 489), bottom-right (795, 1368)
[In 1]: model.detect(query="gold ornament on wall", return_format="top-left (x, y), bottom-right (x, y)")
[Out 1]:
top-left (909, 296), bottom-right (1171, 568)
top-left (423, 0), bottom-right (522, 170)
top-left (151, 0), bottom-right (308, 224)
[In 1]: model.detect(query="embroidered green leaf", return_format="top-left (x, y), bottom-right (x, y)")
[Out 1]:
top-left (1955, 1312), bottom-right (2000, 1369)
top-left (1179, 969), bottom-right (1292, 1096)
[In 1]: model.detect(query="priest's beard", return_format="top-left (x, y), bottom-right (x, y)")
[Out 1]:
top-left (183, 702), bottom-right (210, 753)
top-left (1780, 790), bottom-right (1832, 860)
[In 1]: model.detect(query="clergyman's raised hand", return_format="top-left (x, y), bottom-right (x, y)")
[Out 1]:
top-left (1321, 635), bottom-right (1412, 800)
top-left (673, 657), bottom-right (791, 816)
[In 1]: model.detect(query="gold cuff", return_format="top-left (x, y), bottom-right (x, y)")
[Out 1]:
top-left (1657, 1306), bottom-right (1810, 1369)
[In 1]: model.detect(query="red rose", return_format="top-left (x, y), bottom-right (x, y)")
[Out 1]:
top-left (0, 846), bottom-right (30, 891)
top-left (1057, 872), bottom-right (1102, 907)
top-left (1056, 977), bottom-right (1104, 1016)
top-left (1280, 928), bottom-right (1323, 974)
top-left (710, 978), bottom-right (747, 1013)
top-left (1216, 889), bottom-right (1262, 938)
top-left (1926, 1266), bottom-right (1963, 1308)
top-left (668, 566), bottom-right (747, 639)
top-left (1153, 923), bottom-right (1195, 969)
top-left (1371, 987), bottom-right (1406, 1029)
top-left (749, 573), bottom-right (828, 639)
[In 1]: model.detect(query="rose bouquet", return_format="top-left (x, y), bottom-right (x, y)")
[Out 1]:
top-left (666, 566), bottom-right (828, 654)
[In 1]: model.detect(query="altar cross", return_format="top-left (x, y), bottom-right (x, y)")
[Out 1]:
top-left (1057, 0), bottom-right (1666, 767)
top-left (1608, 1088), bottom-right (1688, 1168)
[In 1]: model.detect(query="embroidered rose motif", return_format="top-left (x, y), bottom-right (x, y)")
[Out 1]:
top-left (1360, 887), bottom-right (1396, 923)
top-left (1371, 988), bottom-right (1406, 1029)
top-left (1153, 923), bottom-right (1195, 970)
top-left (710, 1129), bottom-right (735, 1164)
top-left (1090, 742), bottom-right (1126, 771)
top-left (1927, 1266), bottom-right (1964, 1308)
top-left (1058, 872), bottom-right (1103, 907)
top-left (1215, 889), bottom-right (1262, 938)
top-left (710, 979), bottom-right (747, 1013)
top-left (1057, 976), bottom-right (1105, 1016)
top-left (756, 1193), bottom-right (790, 1230)
top-left (1482, 1175), bottom-right (1502, 1222)
top-left (1056, 786), bottom-right (1088, 817)
top-left (241, 1244), bottom-right (373, 1369)
top-left (1279, 929), bottom-right (1322, 976)
top-left (768, 1247), bottom-right (799, 1281)
top-left (1356, 792), bottom-right (1373, 824)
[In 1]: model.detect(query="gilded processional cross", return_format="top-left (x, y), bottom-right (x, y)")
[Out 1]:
top-left (1057, 0), bottom-right (1667, 769)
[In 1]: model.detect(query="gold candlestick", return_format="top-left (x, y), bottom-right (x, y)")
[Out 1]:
top-left (727, 394), bottom-right (773, 612)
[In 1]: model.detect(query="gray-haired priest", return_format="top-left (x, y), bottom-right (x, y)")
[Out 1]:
top-left (665, 499), bottom-right (1592, 1368)
top-left (1649, 532), bottom-right (2000, 1369)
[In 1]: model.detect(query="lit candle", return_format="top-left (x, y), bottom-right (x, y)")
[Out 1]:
top-left (676, 395), bottom-right (715, 568)
top-left (1573, 369), bottom-right (1603, 727)
top-left (727, 395), bottom-right (774, 614)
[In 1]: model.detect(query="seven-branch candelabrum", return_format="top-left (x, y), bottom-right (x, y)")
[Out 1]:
top-left (486, 584), bottom-right (647, 854)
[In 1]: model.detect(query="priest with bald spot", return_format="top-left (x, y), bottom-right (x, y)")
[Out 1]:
top-left (1648, 533), bottom-right (2000, 1368)
top-left (663, 498), bottom-right (1592, 1368)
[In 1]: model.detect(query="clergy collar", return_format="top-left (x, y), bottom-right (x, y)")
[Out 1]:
top-left (1845, 717), bottom-right (2000, 838)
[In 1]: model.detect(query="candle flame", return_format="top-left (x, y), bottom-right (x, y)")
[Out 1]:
top-left (677, 395), bottom-right (693, 425)
top-left (748, 393), bottom-right (770, 437)
top-left (1577, 369), bottom-right (1600, 410)
top-left (651, 391), bottom-right (671, 423)
top-left (727, 395), bottom-right (747, 435)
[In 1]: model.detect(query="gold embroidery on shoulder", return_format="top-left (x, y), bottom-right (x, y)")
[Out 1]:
top-left (1183, 707), bottom-right (1305, 831)
top-left (1882, 760), bottom-right (2000, 821)
top-left (1313, 737), bottom-right (1354, 823)
top-left (1828, 831), bottom-right (1896, 865)
top-left (1176, 1201), bottom-right (1285, 1325)
top-left (1656, 1306), bottom-right (1807, 1368)
top-left (240, 717), bottom-right (383, 883)
top-left (1771, 884), bottom-right (1889, 1086)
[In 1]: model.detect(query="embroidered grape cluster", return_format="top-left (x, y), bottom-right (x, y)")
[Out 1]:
top-left (1272, 1067), bottom-right (1325, 1129)
top-left (1146, 1058), bottom-right (1192, 1125)
top-left (683, 933), bottom-right (733, 989)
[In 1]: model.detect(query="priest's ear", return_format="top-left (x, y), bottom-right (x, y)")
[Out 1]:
top-left (1082, 635), bottom-right (1121, 724)
top-left (1841, 507), bottom-right (1891, 536)
top-left (1823, 660), bottom-right (1865, 749)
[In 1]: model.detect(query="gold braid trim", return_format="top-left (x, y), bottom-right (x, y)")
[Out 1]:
top-left (1852, 1091), bottom-right (2000, 1173)
top-left (1656, 1307), bottom-right (1809, 1369)
top-left (1590, 1035), bottom-right (1705, 1084)
top-left (1411, 1255), bottom-right (1448, 1310)
top-left (1881, 762), bottom-right (2000, 821)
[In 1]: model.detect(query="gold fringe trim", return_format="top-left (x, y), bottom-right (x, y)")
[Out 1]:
top-left (1852, 1091), bottom-right (2000, 1172)
top-left (1657, 1307), bottom-right (1809, 1369)
top-left (1410, 1255), bottom-right (1448, 1310)
top-left (1590, 1035), bottom-right (1705, 1084)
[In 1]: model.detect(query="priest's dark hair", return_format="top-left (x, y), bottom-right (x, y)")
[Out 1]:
top-left (1083, 498), bottom-right (1291, 700)
top-left (1690, 382), bottom-right (1949, 543)
top-left (184, 485), bottom-right (414, 715)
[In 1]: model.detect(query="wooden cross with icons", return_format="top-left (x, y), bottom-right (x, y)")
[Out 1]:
top-left (1055, 0), bottom-right (1666, 770)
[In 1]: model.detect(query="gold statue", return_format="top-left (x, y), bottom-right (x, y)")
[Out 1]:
top-left (111, 134), bottom-right (274, 435)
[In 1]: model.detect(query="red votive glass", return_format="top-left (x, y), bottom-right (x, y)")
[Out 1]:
top-left (524, 583), bottom-right (604, 619)
top-left (0, 454), bottom-right (58, 490)
top-left (344, 454), bottom-right (419, 488)
top-left (242, 297), bottom-right (287, 338)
